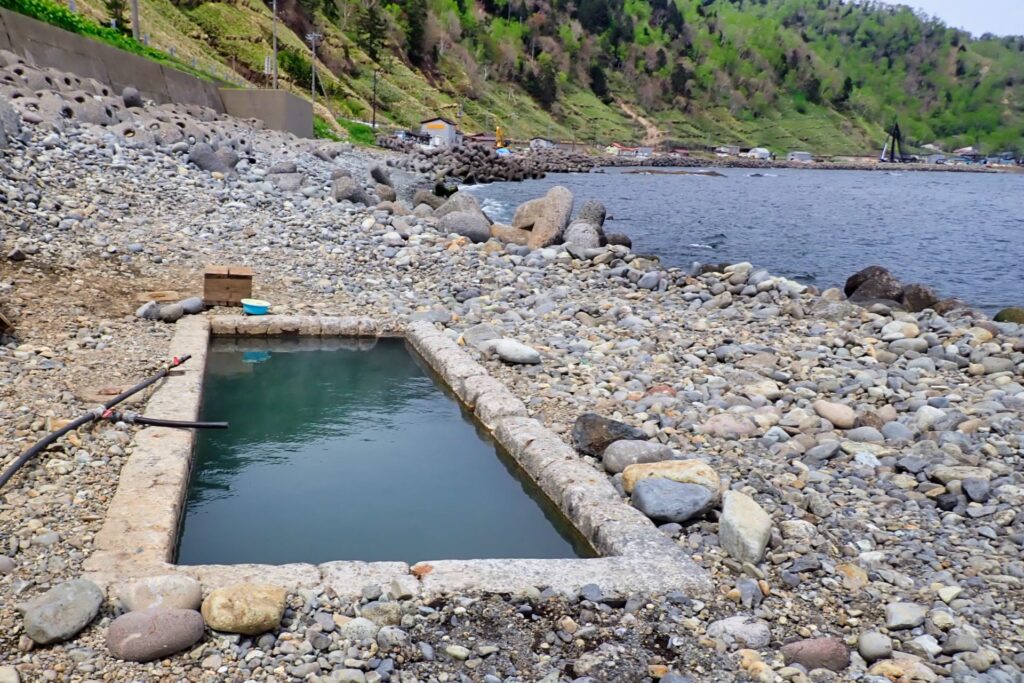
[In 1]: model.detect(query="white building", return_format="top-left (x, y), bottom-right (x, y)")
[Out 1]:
top-left (419, 117), bottom-right (462, 147)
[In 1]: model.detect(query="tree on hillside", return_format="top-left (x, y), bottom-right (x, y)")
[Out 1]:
top-left (356, 0), bottom-right (389, 63)
top-left (104, 0), bottom-right (130, 35)
top-left (525, 53), bottom-right (558, 109)
top-left (404, 0), bottom-right (430, 67)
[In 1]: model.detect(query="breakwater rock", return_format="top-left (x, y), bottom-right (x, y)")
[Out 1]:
top-left (388, 142), bottom-right (596, 183)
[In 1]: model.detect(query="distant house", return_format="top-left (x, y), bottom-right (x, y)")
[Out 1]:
top-left (529, 137), bottom-right (554, 150)
top-left (465, 132), bottom-right (497, 147)
top-left (746, 147), bottom-right (772, 160)
top-left (419, 117), bottom-right (462, 147)
top-left (636, 146), bottom-right (653, 158)
top-left (715, 145), bottom-right (740, 157)
top-left (607, 142), bottom-right (639, 157)
top-left (787, 151), bottom-right (813, 162)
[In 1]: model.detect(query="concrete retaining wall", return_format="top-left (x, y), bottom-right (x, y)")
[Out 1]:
top-left (0, 7), bottom-right (225, 111)
top-left (218, 88), bottom-right (313, 139)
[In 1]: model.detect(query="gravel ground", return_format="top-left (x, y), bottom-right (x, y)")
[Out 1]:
top-left (1, 74), bottom-right (1023, 683)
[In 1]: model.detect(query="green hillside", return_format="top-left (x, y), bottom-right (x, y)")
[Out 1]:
top-left (4, 0), bottom-right (1023, 154)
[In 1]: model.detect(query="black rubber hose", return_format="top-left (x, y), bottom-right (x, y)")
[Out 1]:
top-left (131, 416), bottom-right (228, 430)
top-left (0, 354), bottom-right (192, 490)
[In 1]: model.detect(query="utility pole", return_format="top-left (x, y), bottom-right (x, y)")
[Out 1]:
top-left (130, 0), bottom-right (139, 40)
top-left (68, 0), bottom-right (75, 13)
top-left (271, 0), bottom-right (279, 89)
top-left (306, 31), bottom-right (321, 104)
top-left (372, 69), bottom-right (379, 129)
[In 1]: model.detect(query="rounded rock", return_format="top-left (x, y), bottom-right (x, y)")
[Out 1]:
top-left (106, 607), bottom-right (205, 662)
top-left (117, 575), bottom-right (203, 612)
top-left (781, 637), bottom-right (850, 672)
top-left (200, 583), bottom-right (286, 635)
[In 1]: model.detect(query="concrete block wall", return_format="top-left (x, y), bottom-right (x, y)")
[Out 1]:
top-left (0, 8), bottom-right (316, 137)
top-left (0, 8), bottom-right (226, 112)
top-left (218, 88), bottom-right (313, 139)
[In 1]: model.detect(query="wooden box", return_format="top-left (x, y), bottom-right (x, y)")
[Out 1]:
top-left (203, 265), bottom-right (253, 307)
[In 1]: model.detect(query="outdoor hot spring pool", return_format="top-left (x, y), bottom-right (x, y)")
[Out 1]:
top-left (175, 336), bottom-right (591, 565)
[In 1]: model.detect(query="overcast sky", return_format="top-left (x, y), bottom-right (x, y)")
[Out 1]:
top-left (894, 0), bottom-right (1024, 37)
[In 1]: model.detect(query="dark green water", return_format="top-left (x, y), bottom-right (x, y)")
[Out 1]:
top-left (176, 337), bottom-right (591, 565)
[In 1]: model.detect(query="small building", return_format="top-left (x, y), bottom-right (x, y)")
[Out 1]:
top-left (529, 137), bottom-right (554, 150)
top-left (607, 142), bottom-right (639, 157)
top-left (746, 147), bottom-right (772, 160)
top-left (419, 117), bottom-right (461, 147)
top-left (787, 151), bottom-right (813, 163)
top-left (465, 132), bottom-right (497, 147)
top-left (636, 146), bottom-right (653, 158)
top-left (715, 145), bottom-right (740, 157)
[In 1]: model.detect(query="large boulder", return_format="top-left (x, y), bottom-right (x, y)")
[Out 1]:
top-left (845, 265), bottom-right (903, 302)
top-left (602, 440), bottom-right (672, 474)
top-left (331, 176), bottom-right (373, 205)
top-left (412, 189), bottom-right (445, 210)
top-left (571, 413), bottom-right (645, 456)
top-left (370, 164), bottom-right (392, 186)
top-left (122, 86), bottom-right (144, 109)
top-left (201, 584), bottom-right (286, 635)
top-left (512, 196), bottom-right (549, 229)
top-left (631, 479), bottom-right (715, 523)
top-left (188, 143), bottom-right (237, 174)
top-left (576, 199), bottom-right (607, 228)
top-left (605, 232), bottom-right (632, 248)
top-left (900, 283), bottom-right (939, 312)
top-left (434, 192), bottom-right (487, 221)
top-left (994, 307), bottom-right (1024, 324)
top-left (562, 220), bottom-right (602, 249)
top-left (19, 579), bottom-right (104, 645)
top-left (527, 186), bottom-right (574, 249)
top-left (439, 211), bottom-right (491, 244)
top-left (106, 608), bottom-right (205, 662)
top-left (490, 223), bottom-right (531, 246)
top-left (116, 575), bottom-right (203, 612)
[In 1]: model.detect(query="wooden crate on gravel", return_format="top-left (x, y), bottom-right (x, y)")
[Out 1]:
top-left (203, 266), bottom-right (253, 307)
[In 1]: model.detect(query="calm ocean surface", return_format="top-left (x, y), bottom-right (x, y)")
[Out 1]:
top-left (465, 167), bottom-right (1024, 313)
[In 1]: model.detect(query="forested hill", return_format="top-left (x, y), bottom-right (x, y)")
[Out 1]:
top-left (11, 0), bottom-right (1024, 153)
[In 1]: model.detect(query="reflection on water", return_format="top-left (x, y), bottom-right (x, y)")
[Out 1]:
top-left (176, 337), bottom-right (591, 565)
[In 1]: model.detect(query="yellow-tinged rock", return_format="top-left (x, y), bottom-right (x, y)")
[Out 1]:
top-left (201, 584), bottom-right (287, 636)
top-left (46, 417), bottom-right (72, 431)
top-left (622, 459), bottom-right (720, 495)
top-left (966, 327), bottom-right (994, 343)
top-left (648, 664), bottom-right (669, 678)
top-left (837, 563), bottom-right (869, 591)
top-left (738, 649), bottom-right (772, 683)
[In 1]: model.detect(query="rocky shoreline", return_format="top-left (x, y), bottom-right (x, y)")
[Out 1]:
top-left (3, 51), bottom-right (1024, 683)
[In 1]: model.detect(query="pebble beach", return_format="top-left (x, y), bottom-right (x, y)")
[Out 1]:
top-left (2, 53), bottom-right (1024, 683)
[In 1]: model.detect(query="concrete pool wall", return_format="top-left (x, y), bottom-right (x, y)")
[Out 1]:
top-left (83, 315), bottom-right (711, 599)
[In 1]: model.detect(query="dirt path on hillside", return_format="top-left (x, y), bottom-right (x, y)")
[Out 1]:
top-left (615, 99), bottom-right (664, 147)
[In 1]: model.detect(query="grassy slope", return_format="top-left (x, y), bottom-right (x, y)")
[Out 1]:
top-left (24, 0), bottom-right (892, 152)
